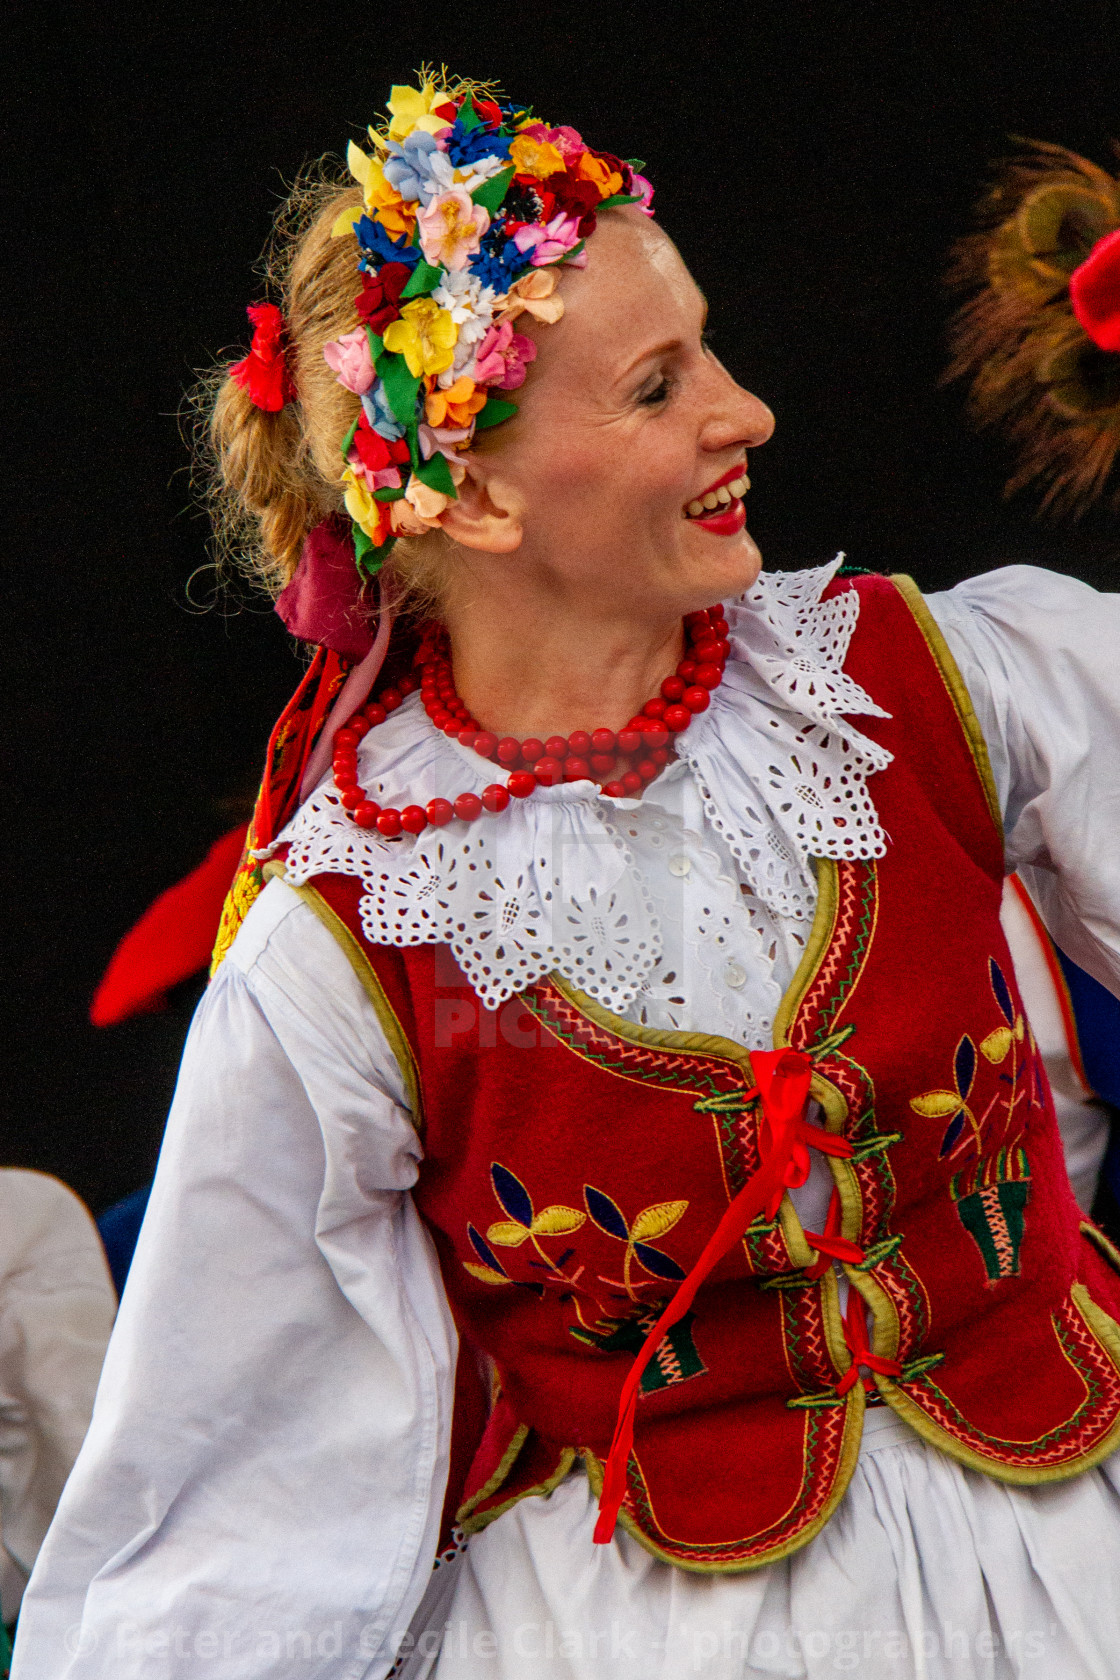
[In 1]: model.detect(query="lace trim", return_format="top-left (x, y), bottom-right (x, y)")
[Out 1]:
top-left (276, 558), bottom-right (892, 1011)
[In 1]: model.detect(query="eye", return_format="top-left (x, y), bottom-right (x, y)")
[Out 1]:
top-left (639, 375), bottom-right (673, 406)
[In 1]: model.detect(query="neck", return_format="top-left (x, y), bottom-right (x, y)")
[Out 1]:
top-left (441, 584), bottom-right (686, 740)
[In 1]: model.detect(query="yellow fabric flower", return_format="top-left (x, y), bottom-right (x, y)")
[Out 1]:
top-left (425, 376), bottom-right (487, 429)
top-left (342, 468), bottom-right (391, 546)
top-left (577, 151), bottom-right (624, 199)
top-left (510, 133), bottom-right (566, 181)
top-left (345, 142), bottom-right (415, 239)
top-left (382, 299), bottom-right (458, 379)
top-left (386, 82), bottom-right (453, 142)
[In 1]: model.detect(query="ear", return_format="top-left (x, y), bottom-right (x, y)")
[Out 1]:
top-left (439, 459), bottom-right (523, 554)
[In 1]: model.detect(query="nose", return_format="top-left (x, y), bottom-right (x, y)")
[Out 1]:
top-left (701, 358), bottom-right (775, 452)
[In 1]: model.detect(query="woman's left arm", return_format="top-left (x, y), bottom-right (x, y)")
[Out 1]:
top-left (928, 564), bottom-right (1120, 997)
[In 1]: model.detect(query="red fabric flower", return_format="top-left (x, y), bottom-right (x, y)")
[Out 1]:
top-left (230, 302), bottom-right (296, 412)
top-left (1070, 227), bottom-right (1120, 354)
top-left (473, 96), bottom-right (503, 129)
top-left (541, 171), bottom-right (602, 237)
top-left (351, 419), bottom-right (411, 475)
top-left (355, 262), bottom-right (412, 333)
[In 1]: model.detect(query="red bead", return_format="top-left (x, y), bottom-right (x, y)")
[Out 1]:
top-left (642, 719), bottom-right (669, 744)
top-left (707, 605), bottom-right (726, 623)
top-left (482, 783), bottom-right (511, 813)
top-left (340, 786), bottom-right (365, 809)
top-left (441, 719), bottom-right (460, 736)
top-left (621, 770), bottom-right (643, 793)
top-left (544, 735), bottom-right (568, 762)
top-left (663, 704), bottom-right (692, 731)
top-left (454, 792), bottom-right (483, 822)
top-left (693, 663), bottom-right (722, 690)
top-left (397, 673), bottom-right (418, 696)
top-left (507, 771), bottom-right (537, 798)
top-left (334, 728), bottom-right (360, 750)
top-left (381, 688), bottom-right (402, 712)
top-left (591, 728), bottom-right (616, 754)
top-left (521, 737), bottom-right (544, 765)
top-left (626, 716), bottom-right (648, 733)
top-left (603, 780), bottom-right (627, 798)
top-left (567, 730), bottom-right (592, 756)
top-left (684, 610), bottom-right (709, 630)
top-left (637, 758), bottom-right (658, 781)
top-left (533, 756), bottom-right (563, 786)
top-left (349, 716), bottom-right (370, 738)
top-left (400, 805), bottom-right (428, 834)
top-left (431, 709), bottom-right (453, 729)
top-left (496, 737), bottom-right (522, 766)
top-left (426, 798), bottom-right (454, 826)
top-left (650, 747), bottom-right (670, 765)
top-left (683, 686), bottom-right (711, 713)
top-left (677, 659), bottom-right (697, 681)
top-left (642, 698), bottom-right (666, 719)
top-left (365, 703), bottom-right (387, 726)
top-left (590, 753), bottom-right (616, 776)
top-left (617, 728), bottom-right (642, 756)
top-left (334, 770), bottom-right (358, 792)
top-left (376, 808), bottom-right (402, 836)
top-left (563, 756), bottom-right (591, 782)
top-left (473, 731), bottom-right (498, 758)
top-left (660, 676), bottom-right (685, 702)
top-left (459, 730), bottom-right (479, 750)
top-left (692, 635), bottom-right (719, 657)
top-left (354, 801), bottom-right (381, 827)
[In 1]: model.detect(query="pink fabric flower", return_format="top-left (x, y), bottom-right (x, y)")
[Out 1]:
top-left (419, 420), bottom-right (474, 460)
top-left (473, 322), bottom-right (538, 390)
top-left (630, 171), bottom-right (656, 216)
top-left (417, 189), bottom-right (490, 271)
top-left (551, 125), bottom-right (587, 164)
top-left (347, 448), bottom-right (403, 493)
top-left (322, 327), bottom-right (376, 394)
top-left (511, 211), bottom-right (583, 266)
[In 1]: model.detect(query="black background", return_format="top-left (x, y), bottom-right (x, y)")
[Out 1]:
top-left (6, 0), bottom-right (1120, 1214)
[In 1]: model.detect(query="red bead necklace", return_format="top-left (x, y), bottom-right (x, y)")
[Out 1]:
top-left (331, 605), bottom-right (730, 838)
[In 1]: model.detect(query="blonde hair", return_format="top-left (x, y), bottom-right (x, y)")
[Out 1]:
top-left (197, 159), bottom-right (454, 613)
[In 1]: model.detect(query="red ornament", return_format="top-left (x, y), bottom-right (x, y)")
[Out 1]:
top-left (1070, 227), bottom-right (1120, 353)
top-left (230, 302), bottom-right (296, 413)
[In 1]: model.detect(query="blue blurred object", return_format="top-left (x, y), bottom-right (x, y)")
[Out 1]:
top-left (1056, 950), bottom-right (1120, 1214)
top-left (96, 1183), bottom-right (152, 1297)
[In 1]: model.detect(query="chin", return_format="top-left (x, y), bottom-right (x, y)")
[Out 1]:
top-left (687, 526), bottom-right (763, 606)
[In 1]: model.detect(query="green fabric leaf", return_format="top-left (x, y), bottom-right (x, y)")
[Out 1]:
top-left (406, 418), bottom-right (421, 469)
top-left (377, 352), bottom-right (422, 430)
top-left (401, 261), bottom-right (443, 298)
top-left (364, 327), bottom-right (384, 359)
top-left (340, 417), bottom-right (360, 461)
top-left (373, 484), bottom-right (407, 502)
top-left (472, 166), bottom-right (515, 213)
top-left (414, 451), bottom-right (457, 497)
top-left (458, 91), bottom-right (483, 132)
top-left (561, 239), bottom-right (586, 264)
top-left (625, 158), bottom-right (646, 169)
top-left (474, 395), bottom-right (519, 430)
top-left (354, 527), bottom-right (396, 578)
top-left (598, 193), bottom-right (643, 210)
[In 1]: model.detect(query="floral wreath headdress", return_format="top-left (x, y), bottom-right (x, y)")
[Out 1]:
top-left (315, 70), bottom-right (653, 575)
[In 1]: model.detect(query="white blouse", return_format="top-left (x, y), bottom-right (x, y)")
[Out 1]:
top-left (14, 562), bottom-right (1120, 1680)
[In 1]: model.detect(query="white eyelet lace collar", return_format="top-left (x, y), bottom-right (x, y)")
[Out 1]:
top-left (272, 556), bottom-right (893, 1012)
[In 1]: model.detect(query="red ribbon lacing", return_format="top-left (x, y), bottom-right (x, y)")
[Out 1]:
top-left (230, 302), bottom-right (297, 413)
top-left (834, 1287), bottom-right (902, 1396)
top-left (593, 1047), bottom-right (857, 1545)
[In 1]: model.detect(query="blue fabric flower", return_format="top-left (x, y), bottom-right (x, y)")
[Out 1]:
top-left (383, 132), bottom-right (441, 203)
top-left (356, 215), bottom-right (420, 271)
top-left (446, 120), bottom-right (513, 169)
top-left (361, 381), bottom-right (405, 441)
top-left (470, 223), bottom-right (533, 289)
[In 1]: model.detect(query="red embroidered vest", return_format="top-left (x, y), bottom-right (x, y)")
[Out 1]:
top-left (285, 574), bottom-right (1120, 1573)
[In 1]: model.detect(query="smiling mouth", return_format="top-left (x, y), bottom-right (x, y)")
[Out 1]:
top-left (684, 464), bottom-right (751, 533)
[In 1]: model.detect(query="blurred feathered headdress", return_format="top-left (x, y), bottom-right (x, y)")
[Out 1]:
top-left (945, 138), bottom-right (1120, 515)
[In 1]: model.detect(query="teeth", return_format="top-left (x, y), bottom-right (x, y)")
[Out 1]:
top-left (716, 485), bottom-right (732, 504)
top-left (702, 491), bottom-right (720, 510)
top-left (687, 499), bottom-right (705, 517)
top-left (729, 475), bottom-right (749, 496)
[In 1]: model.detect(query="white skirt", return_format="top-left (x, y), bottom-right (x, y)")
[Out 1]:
top-left (406, 1407), bottom-right (1120, 1680)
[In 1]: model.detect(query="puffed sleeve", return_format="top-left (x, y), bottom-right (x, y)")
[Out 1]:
top-left (12, 879), bottom-right (457, 1680)
top-left (927, 565), bottom-right (1120, 997)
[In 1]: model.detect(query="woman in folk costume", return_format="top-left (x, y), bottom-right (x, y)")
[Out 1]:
top-left (14, 74), bottom-right (1120, 1680)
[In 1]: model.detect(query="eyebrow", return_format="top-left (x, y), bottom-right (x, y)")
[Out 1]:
top-left (616, 294), bottom-right (709, 382)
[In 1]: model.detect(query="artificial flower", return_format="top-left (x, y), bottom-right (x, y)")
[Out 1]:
top-left (511, 211), bottom-right (583, 266)
top-left (390, 496), bottom-right (437, 535)
top-left (549, 125), bottom-right (587, 165)
top-left (404, 474), bottom-right (454, 524)
top-left (630, 171), bottom-right (656, 215)
top-left (445, 117), bottom-right (513, 170)
top-left (1070, 227), bottom-right (1120, 353)
top-left (361, 380), bottom-right (405, 439)
top-left (540, 171), bottom-right (601, 236)
top-left (386, 81), bottom-right (456, 143)
top-left (577, 150), bottom-right (625, 199)
top-left (354, 262), bottom-right (411, 332)
top-left (322, 327), bottom-right (376, 394)
top-left (418, 420), bottom-right (474, 460)
top-left (496, 267), bottom-right (565, 325)
top-left (382, 297), bottom-right (459, 378)
top-left (230, 302), bottom-right (296, 412)
top-left (510, 132), bottom-right (566, 181)
top-left (342, 467), bottom-right (392, 545)
top-left (417, 190), bottom-right (490, 271)
top-left (431, 269), bottom-right (498, 383)
top-left (473, 321), bottom-right (537, 389)
top-left (470, 224), bottom-right (535, 290)
top-left (348, 420), bottom-right (411, 490)
top-left (383, 131), bottom-right (443, 202)
top-left (346, 142), bottom-right (415, 238)
top-left (425, 375), bottom-right (487, 429)
top-left (356, 215), bottom-right (421, 272)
